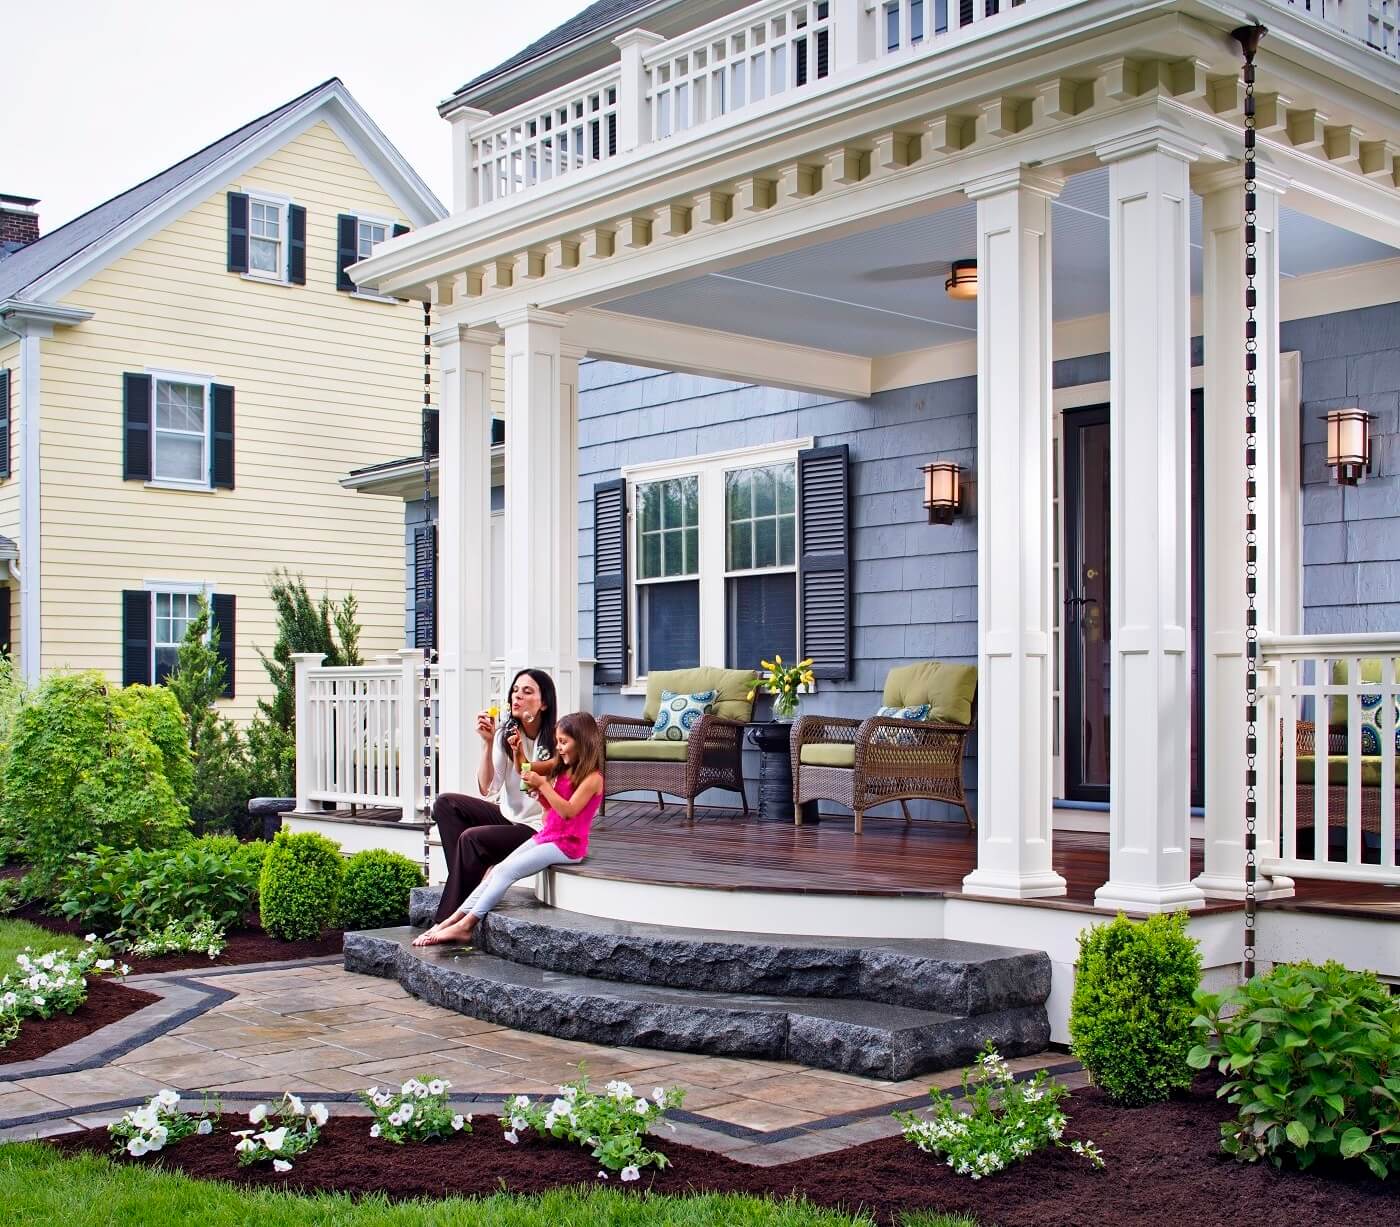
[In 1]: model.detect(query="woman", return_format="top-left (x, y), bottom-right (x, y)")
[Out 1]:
top-left (423, 668), bottom-right (557, 929)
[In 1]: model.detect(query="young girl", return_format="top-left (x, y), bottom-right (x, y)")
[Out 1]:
top-left (412, 712), bottom-right (604, 947)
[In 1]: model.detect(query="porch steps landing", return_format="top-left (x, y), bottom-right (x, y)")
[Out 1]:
top-left (343, 895), bottom-right (1051, 1080)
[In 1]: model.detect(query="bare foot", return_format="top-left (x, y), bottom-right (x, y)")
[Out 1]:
top-left (413, 915), bottom-right (477, 947)
top-left (412, 920), bottom-right (455, 947)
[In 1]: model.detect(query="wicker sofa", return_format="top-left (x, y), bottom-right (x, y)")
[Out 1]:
top-left (791, 660), bottom-right (977, 834)
top-left (596, 666), bottom-right (754, 819)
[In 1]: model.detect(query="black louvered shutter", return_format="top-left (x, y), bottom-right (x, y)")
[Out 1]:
top-left (797, 445), bottom-right (851, 681)
top-left (211, 592), bottom-right (236, 698)
top-left (413, 525), bottom-right (437, 650)
top-left (392, 223), bottom-right (409, 239)
top-left (210, 384), bottom-right (235, 489)
top-left (593, 479), bottom-right (628, 685)
top-left (336, 214), bottom-right (358, 291)
top-left (122, 590), bottom-right (152, 686)
top-left (423, 408), bottom-right (440, 457)
top-left (0, 368), bottom-right (10, 480)
top-left (0, 584), bottom-right (10, 656)
top-left (227, 192), bottom-right (249, 273)
top-left (123, 373), bottom-right (152, 481)
top-left (288, 204), bottom-right (307, 284)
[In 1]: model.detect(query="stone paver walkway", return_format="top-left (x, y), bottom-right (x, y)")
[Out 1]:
top-left (0, 958), bottom-right (1084, 1165)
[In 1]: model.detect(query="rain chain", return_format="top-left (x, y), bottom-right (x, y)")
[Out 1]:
top-left (421, 301), bottom-right (436, 881)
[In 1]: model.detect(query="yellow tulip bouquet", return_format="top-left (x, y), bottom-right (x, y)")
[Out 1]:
top-left (747, 654), bottom-right (815, 722)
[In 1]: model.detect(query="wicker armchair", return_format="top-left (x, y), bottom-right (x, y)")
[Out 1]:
top-left (596, 666), bottom-right (753, 820)
top-left (791, 661), bottom-right (977, 834)
top-left (1292, 720), bottom-right (1396, 853)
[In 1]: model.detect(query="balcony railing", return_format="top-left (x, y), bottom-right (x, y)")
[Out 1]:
top-left (1260, 633), bottom-right (1399, 885)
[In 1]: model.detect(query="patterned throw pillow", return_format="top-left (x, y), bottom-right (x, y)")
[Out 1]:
top-left (650, 689), bottom-right (718, 742)
top-left (872, 703), bottom-right (931, 746)
top-left (1358, 692), bottom-right (1400, 756)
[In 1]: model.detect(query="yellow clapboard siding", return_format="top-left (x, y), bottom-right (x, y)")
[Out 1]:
top-left (33, 119), bottom-right (460, 720)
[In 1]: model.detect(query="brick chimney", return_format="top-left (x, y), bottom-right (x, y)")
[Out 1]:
top-left (0, 195), bottom-right (40, 254)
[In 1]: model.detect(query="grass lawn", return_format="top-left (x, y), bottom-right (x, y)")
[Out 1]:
top-left (0, 1143), bottom-right (979, 1227)
top-left (0, 917), bottom-right (85, 969)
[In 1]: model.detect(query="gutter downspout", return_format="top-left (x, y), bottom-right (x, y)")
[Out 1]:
top-left (17, 325), bottom-right (43, 685)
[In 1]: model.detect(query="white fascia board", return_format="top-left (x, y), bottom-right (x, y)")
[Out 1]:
top-left (0, 300), bottom-right (93, 330)
top-left (24, 83), bottom-right (444, 306)
top-left (565, 308), bottom-right (871, 399)
top-left (341, 445), bottom-right (504, 499)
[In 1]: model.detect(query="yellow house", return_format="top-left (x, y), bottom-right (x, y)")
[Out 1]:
top-left (0, 79), bottom-right (448, 719)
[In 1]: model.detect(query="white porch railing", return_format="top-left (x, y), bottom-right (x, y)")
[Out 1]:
top-left (1260, 633), bottom-right (1399, 884)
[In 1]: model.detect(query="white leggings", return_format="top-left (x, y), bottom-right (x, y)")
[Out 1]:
top-left (462, 838), bottom-right (581, 920)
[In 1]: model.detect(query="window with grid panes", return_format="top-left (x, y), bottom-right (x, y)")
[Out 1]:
top-left (635, 475), bottom-right (699, 673)
top-left (725, 461), bottom-right (797, 670)
top-left (248, 198), bottom-right (283, 274)
top-left (357, 219), bottom-right (388, 259)
top-left (153, 590), bottom-right (200, 682)
top-left (153, 379), bottom-right (208, 484)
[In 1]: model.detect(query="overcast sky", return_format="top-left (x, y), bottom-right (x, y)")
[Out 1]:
top-left (9, 0), bottom-right (585, 229)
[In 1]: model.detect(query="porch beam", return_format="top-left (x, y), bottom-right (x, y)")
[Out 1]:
top-left (499, 309), bottom-right (584, 717)
top-left (960, 167), bottom-right (1067, 902)
top-left (1192, 167), bottom-right (1294, 901)
top-left (563, 308), bottom-right (873, 400)
top-left (1096, 133), bottom-right (1205, 914)
top-left (433, 323), bottom-right (499, 794)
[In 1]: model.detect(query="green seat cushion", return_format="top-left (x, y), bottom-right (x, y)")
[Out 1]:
top-left (643, 667), bottom-right (754, 724)
top-left (800, 743), bottom-right (855, 768)
top-left (883, 661), bottom-right (977, 726)
top-left (605, 739), bottom-right (689, 763)
top-left (1295, 755), bottom-right (1385, 788)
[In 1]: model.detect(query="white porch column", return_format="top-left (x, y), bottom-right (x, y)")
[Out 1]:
top-left (445, 105), bottom-right (491, 214)
top-left (1096, 135), bottom-right (1205, 913)
top-left (613, 30), bottom-right (664, 153)
top-left (1193, 169), bottom-right (1293, 900)
top-left (433, 323), bottom-right (497, 794)
top-left (499, 309), bottom-right (583, 718)
top-left (961, 168), bottom-right (1067, 900)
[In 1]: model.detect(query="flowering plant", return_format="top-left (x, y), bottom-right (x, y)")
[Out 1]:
top-left (747, 655), bottom-right (815, 721)
top-left (894, 1045), bottom-right (1104, 1179)
top-left (501, 1067), bottom-right (685, 1178)
top-left (232, 1092), bottom-right (327, 1171)
top-left (361, 1076), bottom-right (471, 1144)
top-left (0, 935), bottom-right (128, 1048)
top-left (108, 1089), bottom-right (218, 1157)
top-left (127, 919), bottom-right (226, 960)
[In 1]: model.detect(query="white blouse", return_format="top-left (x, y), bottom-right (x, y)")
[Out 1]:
top-left (487, 729), bottom-right (545, 830)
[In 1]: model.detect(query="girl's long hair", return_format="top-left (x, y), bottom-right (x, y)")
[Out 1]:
top-left (556, 712), bottom-right (604, 787)
top-left (499, 668), bottom-right (558, 758)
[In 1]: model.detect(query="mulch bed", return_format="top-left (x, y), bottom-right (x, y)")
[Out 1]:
top-left (1, 978), bottom-right (160, 1066)
top-left (46, 1083), bottom-right (1398, 1225)
top-left (9, 900), bottom-right (342, 975)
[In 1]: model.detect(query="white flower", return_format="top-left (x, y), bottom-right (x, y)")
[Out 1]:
top-left (235, 1138), bottom-right (257, 1153)
top-left (85, 934), bottom-right (98, 943)
top-left (621, 1165), bottom-right (640, 1182)
top-left (369, 1124), bottom-right (381, 1138)
top-left (427, 1079), bottom-right (446, 1096)
top-left (503, 1130), bottom-right (518, 1145)
top-left (550, 1097), bottom-right (573, 1117)
top-left (563, 1085), bottom-right (578, 1102)
top-left (285, 1093), bottom-right (305, 1117)
top-left (231, 1129), bottom-right (253, 1139)
top-left (273, 1159), bottom-right (292, 1173)
top-left (372, 1092), bottom-right (391, 1108)
top-left (197, 1120), bottom-right (213, 1136)
top-left (148, 1125), bottom-right (169, 1148)
top-left (119, 964), bottom-right (131, 975)
top-left (126, 1137), bottom-right (149, 1157)
top-left (597, 1170), bottom-right (608, 1180)
top-left (653, 1087), bottom-right (665, 1104)
top-left (401, 1079), bottom-right (421, 1096)
top-left (512, 1094), bottom-right (530, 1109)
top-left (31, 995), bottom-right (44, 1007)
top-left (260, 1127), bottom-right (288, 1152)
top-left (511, 1115), bottom-right (527, 1132)
top-left (365, 1086), bottom-right (380, 1099)
top-left (156, 1089), bottom-right (180, 1109)
top-left (451, 1115), bottom-right (465, 1131)
top-left (399, 1102), bottom-right (414, 1122)
top-left (309, 1104), bottom-right (328, 1127)
top-left (96, 959), bottom-right (114, 971)
top-left (605, 1080), bottom-right (633, 1101)
top-left (129, 1107), bottom-right (159, 1132)
top-left (249, 1104), bottom-right (267, 1124)
top-left (634, 1098), bottom-right (650, 1114)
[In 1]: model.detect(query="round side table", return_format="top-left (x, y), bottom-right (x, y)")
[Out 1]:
top-left (744, 721), bottom-right (818, 824)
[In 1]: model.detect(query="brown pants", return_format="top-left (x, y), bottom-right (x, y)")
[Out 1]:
top-left (432, 793), bottom-right (535, 922)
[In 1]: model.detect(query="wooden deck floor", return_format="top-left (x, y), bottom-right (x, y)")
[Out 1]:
top-left (578, 801), bottom-right (1399, 919)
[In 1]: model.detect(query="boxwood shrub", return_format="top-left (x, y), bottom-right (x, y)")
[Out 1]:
top-left (1069, 911), bottom-right (1202, 1106)
top-left (259, 830), bottom-right (345, 941)
top-left (337, 849), bottom-right (425, 932)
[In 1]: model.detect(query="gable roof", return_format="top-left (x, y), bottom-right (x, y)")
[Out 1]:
top-left (1, 78), bottom-right (445, 307)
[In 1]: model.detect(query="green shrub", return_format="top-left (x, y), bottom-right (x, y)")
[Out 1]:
top-left (55, 837), bottom-right (268, 939)
top-left (1, 673), bottom-right (191, 883)
top-left (259, 830), bottom-right (344, 941)
top-left (1069, 912), bottom-right (1202, 1106)
top-left (0, 654), bottom-right (29, 863)
top-left (1190, 960), bottom-right (1400, 1178)
top-left (338, 850), bottom-right (425, 931)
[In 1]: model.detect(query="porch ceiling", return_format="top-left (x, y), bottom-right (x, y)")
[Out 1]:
top-left (597, 166), bottom-right (1400, 358)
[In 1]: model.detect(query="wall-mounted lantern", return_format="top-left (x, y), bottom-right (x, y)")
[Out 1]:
top-left (922, 462), bottom-right (963, 525)
top-left (1323, 407), bottom-right (1372, 485)
top-left (944, 258), bottom-right (978, 301)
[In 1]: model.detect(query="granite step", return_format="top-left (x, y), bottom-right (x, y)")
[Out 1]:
top-left (345, 927), bottom-right (1051, 1081)
top-left (407, 889), bottom-right (1050, 1017)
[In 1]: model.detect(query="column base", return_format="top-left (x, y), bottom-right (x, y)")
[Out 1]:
top-left (960, 868), bottom-right (1068, 899)
top-left (1093, 880), bottom-right (1206, 913)
top-left (1192, 871), bottom-right (1295, 901)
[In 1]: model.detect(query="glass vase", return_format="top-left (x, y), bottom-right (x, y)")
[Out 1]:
top-left (772, 694), bottom-right (799, 723)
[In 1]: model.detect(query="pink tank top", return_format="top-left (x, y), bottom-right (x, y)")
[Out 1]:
top-left (534, 773), bottom-right (600, 860)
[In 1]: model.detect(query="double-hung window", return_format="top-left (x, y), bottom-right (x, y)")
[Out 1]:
top-left (626, 440), bottom-right (809, 683)
top-left (247, 197), bottom-right (285, 276)
top-left (152, 377), bottom-right (209, 485)
top-left (357, 218), bottom-right (389, 259)
top-left (152, 587), bottom-right (203, 681)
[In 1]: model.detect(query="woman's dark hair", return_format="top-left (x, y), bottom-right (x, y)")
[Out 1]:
top-left (556, 712), bottom-right (604, 787)
top-left (499, 668), bottom-right (558, 758)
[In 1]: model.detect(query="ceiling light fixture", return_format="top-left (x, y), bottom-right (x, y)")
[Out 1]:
top-left (944, 258), bottom-right (978, 300)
